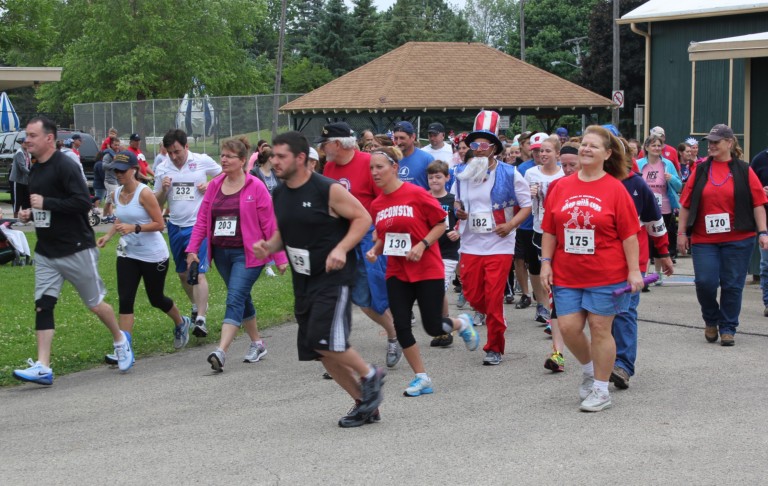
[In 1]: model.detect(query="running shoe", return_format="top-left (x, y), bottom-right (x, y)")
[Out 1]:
top-left (579, 373), bottom-right (595, 400)
top-left (544, 351), bottom-right (565, 373)
top-left (386, 340), bottom-right (402, 368)
top-left (105, 332), bottom-right (133, 366)
top-left (430, 334), bottom-right (454, 347)
top-left (515, 294), bottom-right (532, 309)
top-left (535, 304), bottom-right (550, 324)
top-left (504, 294), bottom-right (515, 304)
top-left (192, 317), bottom-right (208, 338)
top-left (580, 388), bottom-right (612, 412)
top-left (544, 323), bottom-right (552, 335)
top-left (173, 316), bottom-right (191, 349)
top-left (610, 366), bottom-right (630, 389)
top-left (208, 349), bottom-right (225, 372)
top-left (13, 359), bottom-right (54, 385)
top-left (482, 351), bottom-right (501, 366)
top-left (191, 306), bottom-right (198, 322)
top-left (456, 293), bottom-right (468, 309)
top-left (458, 313), bottom-right (479, 351)
top-left (114, 332), bottom-right (134, 372)
top-left (358, 366), bottom-right (386, 414)
top-left (338, 401), bottom-right (381, 428)
top-left (243, 342), bottom-right (267, 363)
top-left (654, 273), bottom-right (664, 286)
top-left (265, 266), bottom-right (277, 277)
top-left (472, 311), bottom-right (485, 326)
top-left (404, 375), bottom-right (433, 397)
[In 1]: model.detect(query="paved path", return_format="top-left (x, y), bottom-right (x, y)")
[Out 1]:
top-left (2, 244), bottom-right (768, 484)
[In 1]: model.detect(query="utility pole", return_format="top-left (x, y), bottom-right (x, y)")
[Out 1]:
top-left (272, 0), bottom-right (288, 139)
top-left (612, 0), bottom-right (620, 127)
top-left (520, 0), bottom-right (526, 132)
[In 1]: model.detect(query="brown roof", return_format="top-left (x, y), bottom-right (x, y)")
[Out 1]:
top-left (280, 42), bottom-right (614, 114)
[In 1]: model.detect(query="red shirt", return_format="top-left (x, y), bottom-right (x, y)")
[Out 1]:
top-left (542, 173), bottom-right (641, 287)
top-left (371, 182), bottom-right (447, 282)
top-left (101, 138), bottom-right (111, 150)
top-left (679, 160), bottom-right (767, 244)
top-left (128, 146), bottom-right (148, 176)
top-left (323, 150), bottom-right (380, 217)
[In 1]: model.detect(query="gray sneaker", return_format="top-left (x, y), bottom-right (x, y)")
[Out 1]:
top-left (579, 388), bottom-right (612, 412)
top-left (192, 317), bottom-right (208, 338)
top-left (579, 373), bottom-right (595, 400)
top-left (243, 342), bottom-right (267, 363)
top-left (482, 351), bottom-right (501, 366)
top-left (473, 311), bottom-right (486, 326)
top-left (385, 340), bottom-right (402, 368)
top-left (358, 366), bottom-right (386, 415)
top-left (457, 293), bottom-right (468, 309)
top-left (173, 316), bottom-right (191, 349)
top-left (207, 349), bottom-right (225, 372)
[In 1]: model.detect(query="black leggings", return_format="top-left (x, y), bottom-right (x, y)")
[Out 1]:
top-left (116, 256), bottom-right (174, 315)
top-left (387, 277), bottom-right (452, 349)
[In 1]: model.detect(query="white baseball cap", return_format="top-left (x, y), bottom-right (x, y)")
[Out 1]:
top-left (529, 132), bottom-right (549, 149)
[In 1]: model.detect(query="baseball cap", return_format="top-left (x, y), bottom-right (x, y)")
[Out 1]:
top-left (427, 122), bottom-right (445, 134)
top-left (129, 133), bottom-right (141, 141)
top-left (112, 150), bottom-right (139, 171)
top-left (393, 121), bottom-right (415, 135)
top-left (529, 132), bottom-right (549, 149)
top-left (17, 136), bottom-right (26, 143)
top-left (555, 127), bottom-right (568, 137)
top-left (518, 131), bottom-right (534, 143)
top-left (71, 134), bottom-right (82, 140)
top-left (308, 147), bottom-right (319, 161)
top-left (64, 138), bottom-right (74, 147)
top-left (650, 126), bottom-right (665, 137)
top-left (702, 124), bottom-right (734, 142)
top-left (314, 122), bottom-right (354, 143)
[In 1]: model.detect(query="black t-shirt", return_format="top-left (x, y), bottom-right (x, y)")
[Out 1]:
top-left (435, 192), bottom-right (460, 260)
top-left (28, 150), bottom-right (95, 258)
top-left (272, 172), bottom-right (356, 295)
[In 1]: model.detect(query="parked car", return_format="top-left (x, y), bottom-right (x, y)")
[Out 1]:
top-left (0, 130), bottom-right (99, 192)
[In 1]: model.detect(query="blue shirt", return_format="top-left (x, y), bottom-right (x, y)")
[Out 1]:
top-left (398, 148), bottom-right (433, 190)
top-left (516, 159), bottom-right (536, 230)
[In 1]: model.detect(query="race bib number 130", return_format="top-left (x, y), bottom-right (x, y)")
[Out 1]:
top-left (384, 232), bottom-right (411, 256)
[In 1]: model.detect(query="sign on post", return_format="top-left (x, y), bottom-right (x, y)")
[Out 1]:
top-left (499, 116), bottom-right (510, 129)
top-left (612, 90), bottom-right (625, 109)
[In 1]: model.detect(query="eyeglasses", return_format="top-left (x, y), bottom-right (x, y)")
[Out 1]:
top-left (469, 141), bottom-right (494, 151)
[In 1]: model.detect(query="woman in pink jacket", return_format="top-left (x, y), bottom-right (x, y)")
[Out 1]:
top-left (186, 137), bottom-right (288, 372)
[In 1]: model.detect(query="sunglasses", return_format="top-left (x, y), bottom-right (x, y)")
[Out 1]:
top-left (469, 141), bottom-right (494, 151)
top-left (114, 168), bottom-right (129, 174)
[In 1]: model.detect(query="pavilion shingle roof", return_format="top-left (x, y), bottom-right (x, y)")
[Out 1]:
top-left (280, 42), bottom-right (614, 114)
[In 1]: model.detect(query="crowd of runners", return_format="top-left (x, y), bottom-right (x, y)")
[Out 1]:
top-left (10, 111), bottom-right (768, 425)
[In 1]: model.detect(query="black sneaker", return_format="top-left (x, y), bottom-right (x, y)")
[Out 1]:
top-left (430, 334), bottom-right (453, 348)
top-left (504, 294), bottom-right (515, 304)
top-left (453, 284), bottom-right (462, 294)
top-left (338, 401), bottom-right (381, 428)
top-left (358, 366), bottom-right (386, 415)
top-left (192, 318), bottom-right (208, 338)
top-left (515, 294), bottom-right (532, 309)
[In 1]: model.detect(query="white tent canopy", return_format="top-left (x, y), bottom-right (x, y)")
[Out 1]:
top-left (689, 32), bottom-right (768, 61)
top-left (618, 0), bottom-right (768, 24)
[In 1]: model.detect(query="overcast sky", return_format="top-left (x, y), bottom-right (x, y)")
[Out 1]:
top-left (347, 0), bottom-right (467, 12)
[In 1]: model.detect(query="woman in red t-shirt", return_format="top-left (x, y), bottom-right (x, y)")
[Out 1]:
top-left (366, 146), bottom-right (479, 397)
top-left (678, 124), bottom-right (768, 347)
top-left (540, 125), bottom-right (643, 413)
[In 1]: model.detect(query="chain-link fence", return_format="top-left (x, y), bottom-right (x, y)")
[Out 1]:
top-left (73, 94), bottom-right (302, 157)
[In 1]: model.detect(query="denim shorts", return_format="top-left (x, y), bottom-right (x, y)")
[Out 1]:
top-left (553, 282), bottom-right (630, 317)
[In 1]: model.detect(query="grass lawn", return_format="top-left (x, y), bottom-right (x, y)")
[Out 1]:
top-left (0, 192), bottom-right (10, 202)
top-left (0, 232), bottom-right (296, 386)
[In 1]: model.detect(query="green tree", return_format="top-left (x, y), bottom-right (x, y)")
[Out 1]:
top-left (380, 0), bottom-right (474, 51)
top-left (463, 0), bottom-right (517, 48)
top-left (351, 0), bottom-right (382, 66)
top-left (0, 0), bottom-right (58, 66)
top-left (282, 57), bottom-right (334, 93)
top-left (305, 0), bottom-right (357, 76)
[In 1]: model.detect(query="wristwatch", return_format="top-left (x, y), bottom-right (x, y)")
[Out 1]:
top-left (135, 224), bottom-right (141, 234)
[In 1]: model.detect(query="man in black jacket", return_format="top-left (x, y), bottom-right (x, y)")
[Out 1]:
top-left (12, 117), bottom-right (134, 386)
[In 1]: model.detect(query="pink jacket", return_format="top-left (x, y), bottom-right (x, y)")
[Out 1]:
top-left (186, 173), bottom-right (288, 268)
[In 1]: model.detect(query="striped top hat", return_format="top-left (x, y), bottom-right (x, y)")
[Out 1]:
top-left (466, 110), bottom-right (503, 155)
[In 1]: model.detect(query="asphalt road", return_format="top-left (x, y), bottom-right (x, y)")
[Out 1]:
top-left (2, 207), bottom-right (768, 484)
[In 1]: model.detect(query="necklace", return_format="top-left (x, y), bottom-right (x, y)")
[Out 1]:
top-left (708, 162), bottom-right (732, 187)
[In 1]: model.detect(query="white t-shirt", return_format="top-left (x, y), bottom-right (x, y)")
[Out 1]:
top-left (525, 165), bottom-right (564, 233)
top-left (153, 153), bottom-right (169, 174)
top-left (451, 168), bottom-right (532, 256)
top-left (154, 151), bottom-right (222, 227)
top-left (421, 143), bottom-right (454, 165)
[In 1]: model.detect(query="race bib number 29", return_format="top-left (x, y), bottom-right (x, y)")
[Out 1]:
top-left (285, 245), bottom-right (311, 275)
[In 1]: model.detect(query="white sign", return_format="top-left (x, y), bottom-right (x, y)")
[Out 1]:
top-left (499, 116), bottom-right (510, 129)
top-left (612, 90), bottom-right (625, 108)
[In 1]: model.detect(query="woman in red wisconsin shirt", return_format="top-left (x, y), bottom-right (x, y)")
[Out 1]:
top-left (366, 146), bottom-right (479, 398)
top-left (678, 124), bottom-right (768, 347)
top-left (540, 125), bottom-right (643, 413)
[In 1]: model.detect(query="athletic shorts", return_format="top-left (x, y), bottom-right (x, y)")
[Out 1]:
top-left (514, 229), bottom-right (540, 274)
top-left (105, 183), bottom-right (118, 205)
top-left (35, 247), bottom-right (107, 308)
top-left (553, 282), bottom-right (630, 317)
top-left (350, 228), bottom-right (389, 314)
top-left (295, 285), bottom-right (352, 361)
top-left (168, 221), bottom-right (208, 274)
top-left (442, 258), bottom-right (458, 291)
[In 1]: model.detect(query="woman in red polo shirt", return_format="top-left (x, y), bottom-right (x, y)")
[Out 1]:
top-left (540, 125), bottom-right (643, 413)
top-left (366, 146), bottom-right (479, 397)
top-left (678, 124), bottom-right (768, 347)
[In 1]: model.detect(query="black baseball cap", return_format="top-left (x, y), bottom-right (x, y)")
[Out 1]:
top-left (71, 134), bottom-right (82, 140)
top-left (428, 122), bottom-right (445, 134)
top-left (129, 133), bottom-right (141, 141)
top-left (314, 122), bottom-right (354, 143)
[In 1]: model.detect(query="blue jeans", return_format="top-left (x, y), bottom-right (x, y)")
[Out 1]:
top-left (212, 246), bottom-right (263, 326)
top-left (691, 237), bottom-right (753, 334)
top-left (612, 289), bottom-right (641, 376)
top-left (760, 247), bottom-right (768, 306)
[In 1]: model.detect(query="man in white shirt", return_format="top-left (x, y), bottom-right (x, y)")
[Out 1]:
top-left (155, 129), bottom-right (222, 338)
top-left (421, 122), bottom-right (454, 165)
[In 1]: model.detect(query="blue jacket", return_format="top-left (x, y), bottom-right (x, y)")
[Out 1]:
top-left (636, 157), bottom-right (682, 211)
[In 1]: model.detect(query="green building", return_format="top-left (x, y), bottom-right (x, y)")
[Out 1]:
top-left (619, 0), bottom-right (768, 159)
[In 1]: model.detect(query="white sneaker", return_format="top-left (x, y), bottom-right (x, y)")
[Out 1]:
top-left (13, 359), bottom-right (54, 385)
top-left (404, 375), bottom-right (433, 397)
top-left (579, 373), bottom-right (595, 400)
top-left (265, 266), bottom-right (277, 277)
top-left (114, 332), bottom-right (134, 372)
top-left (243, 342), bottom-right (267, 363)
top-left (580, 388), bottom-right (612, 412)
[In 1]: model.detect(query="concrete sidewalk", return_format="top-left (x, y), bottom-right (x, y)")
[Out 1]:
top-left (2, 256), bottom-right (768, 484)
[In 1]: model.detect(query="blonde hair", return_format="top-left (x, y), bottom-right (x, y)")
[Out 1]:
top-left (583, 125), bottom-right (628, 179)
